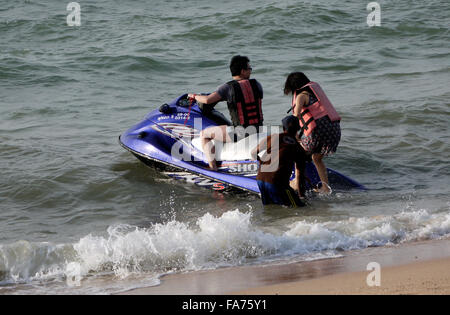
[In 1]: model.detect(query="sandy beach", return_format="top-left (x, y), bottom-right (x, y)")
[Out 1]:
top-left (121, 238), bottom-right (450, 295)
top-left (232, 257), bottom-right (450, 295)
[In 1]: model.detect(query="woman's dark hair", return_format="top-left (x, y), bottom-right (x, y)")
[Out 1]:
top-left (230, 55), bottom-right (250, 76)
top-left (283, 72), bottom-right (310, 95)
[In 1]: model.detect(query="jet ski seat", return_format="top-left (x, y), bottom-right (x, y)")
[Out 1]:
top-left (191, 132), bottom-right (268, 161)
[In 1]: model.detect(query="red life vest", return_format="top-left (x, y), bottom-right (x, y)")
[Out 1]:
top-left (227, 79), bottom-right (263, 128)
top-left (291, 82), bottom-right (340, 137)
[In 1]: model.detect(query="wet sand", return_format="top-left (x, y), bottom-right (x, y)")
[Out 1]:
top-left (120, 238), bottom-right (450, 295)
top-left (232, 257), bottom-right (450, 295)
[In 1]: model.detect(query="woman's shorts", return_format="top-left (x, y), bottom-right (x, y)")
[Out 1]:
top-left (300, 116), bottom-right (341, 156)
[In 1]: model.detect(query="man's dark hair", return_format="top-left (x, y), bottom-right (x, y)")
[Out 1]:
top-left (282, 115), bottom-right (300, 135)
top-left (230, 55), bottom-right (250, 76)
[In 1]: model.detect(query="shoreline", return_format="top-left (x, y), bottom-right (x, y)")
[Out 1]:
top-left (120, 238), bottom-right (450, 295)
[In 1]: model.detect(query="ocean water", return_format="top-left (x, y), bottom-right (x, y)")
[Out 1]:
top-left (0, 0), bottom-right (449, 294)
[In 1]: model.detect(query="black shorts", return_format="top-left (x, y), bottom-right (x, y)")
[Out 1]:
top-left (257, 180), bottom-right (305, 207)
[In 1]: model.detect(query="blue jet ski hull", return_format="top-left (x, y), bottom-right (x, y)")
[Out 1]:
top-left (119, 95), bottom-right (366, 194)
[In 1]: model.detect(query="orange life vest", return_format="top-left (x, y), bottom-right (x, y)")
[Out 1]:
top-left (291, 82), bottom-right (340, 137)
top-left (227, 79), bottom-right (263, 128)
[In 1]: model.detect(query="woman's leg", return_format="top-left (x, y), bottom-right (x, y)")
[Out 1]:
top-left (200, 125), bottom-right (230, 170)
top-left (312, 153), bottom-right (331, 194)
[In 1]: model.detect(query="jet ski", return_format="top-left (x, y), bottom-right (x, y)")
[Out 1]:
top-left (119, 94), bottom-right (366, 194)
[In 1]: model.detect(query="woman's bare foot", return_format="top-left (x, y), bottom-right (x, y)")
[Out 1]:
top-left (208, 160), bottom-right (218, 171)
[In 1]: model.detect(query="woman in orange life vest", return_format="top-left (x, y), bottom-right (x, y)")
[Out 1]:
top-left (188, 55), bottom-right (263, 171)
top-left (284, 72), bottom-right (341, 194)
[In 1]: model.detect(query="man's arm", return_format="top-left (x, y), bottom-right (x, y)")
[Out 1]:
top-left (251, 136), bottom-right (269, 161)
top-left (295, 163), bottom-right (306, 198)
top-left (188, 92), bottom-right (222, 105)
top-left (295, 146), bottom-right (307, 198)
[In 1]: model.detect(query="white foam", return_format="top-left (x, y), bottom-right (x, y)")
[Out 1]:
top-left (1, 208), bottom-right (449, 294)
top-left (65, 208), bottom-right (450, 279)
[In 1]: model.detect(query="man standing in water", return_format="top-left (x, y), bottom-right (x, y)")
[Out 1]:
top-left (251, 116), bottom-right (307, 207)
top-left (188, 55), bottom-right (263, 170)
